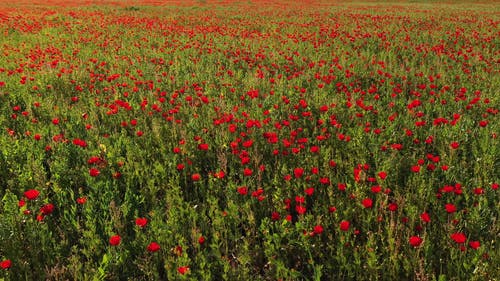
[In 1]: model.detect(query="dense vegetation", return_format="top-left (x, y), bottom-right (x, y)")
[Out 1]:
top-left (0, 1), bottom-right (498, 280)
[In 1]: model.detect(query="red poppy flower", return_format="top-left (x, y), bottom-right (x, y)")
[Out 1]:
top-left (305, 187), bottom-right (314, 196)
top-left (271, 212), bottom-right (280, 221)
top-left (388, 203), bottom-right (398, 212)
top-left (313, 225), bottom-right (324, 235)
top-left (361, 198), bottom-right (373, 208)
top-left (420, 212), bottom-right (431, 223)
top-left (198, 143), bottom-right (209, 151)
top-left (214, 170), bottom-right (225, 179)
top-left (178, 266), bottom-right (189, 275)
top-left (469, 240), bottom-right (480, 250)
top-left (72, 138), bottom-right (87, 147)
top-left (89, 168), bottom-right (100, 177)
top-left (87, 156), bottom-right (101, 165)
top-left (409, 236), bottom-right (423, 247)
top-left (191, 173), bottom-right (201, 181)
top-left (198, 236), bottom-right (206, 245)
top-left (0, 259), bottom-right (11, 269)
top-left (109, 235), bottom-right (121, 246)
top-left (451, 232), bottom-right (466, 244)
top-left (147, 242), bottom-right (160, 252)
top-left (243, 168), bottom-right (253, 177)
top-left (24, 189), bottom-right (40, 200)
top-left (371, 185), bottom-right (382, 193)
top-left (319, 177), bottom-right (330, 185)
top-left (445, 203), bottom-right (456, 213)
top-left (411, 165), bottom-right (421, 173)
top-left (293, 167), bottom-right (304, 178)
top-left (40, 203), bottom-right (54, 215)
top-left (340, 220), bottom-right (350, 231)
top-left (135, 217), bottom-right (148, 228)
top-left (295, 205), bottom-right (306, 215)
top-left (237, 186), bottom-right (248, 195)
top-left (242, 139), bottom-right (253, 148)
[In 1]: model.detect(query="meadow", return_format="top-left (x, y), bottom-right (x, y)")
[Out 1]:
top-left (0, 0), bottom-right (498, 280)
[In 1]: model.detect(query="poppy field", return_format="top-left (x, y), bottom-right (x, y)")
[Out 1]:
top-left (0, 0), bottom-right (498, 280)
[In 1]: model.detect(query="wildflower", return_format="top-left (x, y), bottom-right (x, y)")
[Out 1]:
top-left (420, 212), bottom-right (431, 223)
top-left (191, 173), bottom-right (201, 181)
top-left (293, 167), bottom-right (304, 178)
top-left (109, 235), bottom-right (121, 246)
top-left (89, 168), bottom-right (100, 177)
top-left (295, 205), bottom-right (306, 215)
top-left (371, 185), bottom-right (382, 193)
top-left (339, 220), bottom-right (350, 231)
top-left (361, 198), bottom-right (373, 208)
top-left (313, 225), bottom-right (324, 235)
top-left (40, 203), bottom-right (54, 215)
top-left (176, 163), bottom-right (185, 171)
top-left (0, 260), bottom-right (11, 269)
top-left (135, 218), bottom-right (148, 228)
top-left (178, 266), bottom-right (189, 275)
top-left (411, 165), bottom-right (421, 173)
top-left (237, 186), bottom-right (248, 195)
top-left (271, 212), bottom-right (280, 221)
top-left (445, 203), bottom-right (456, 213)
top-left (243, 168), bottom-right (253, 177)
top-left (450, 232), bottom-right (466, 244)
top-left (388, 203), bottom-right (398, 212)
top-left (198, 236), bottom-right (206, 245)
top-left (305, 187), bottom-right (314, 196)
top-left (147, 242), bottom-right (161, 252)
top-left (24, 189), bottom-right (40, 200)
top-left (409, 236), bottom-right (423, 247)
top-left (469, 241), bottom-right (480, 250)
